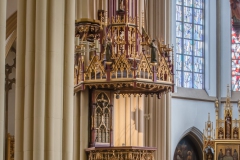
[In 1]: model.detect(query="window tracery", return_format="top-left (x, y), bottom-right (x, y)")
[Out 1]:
top-left (95, 92), bottom-right (111, 143)
top-left (175, 0), bottom-right (204, 89)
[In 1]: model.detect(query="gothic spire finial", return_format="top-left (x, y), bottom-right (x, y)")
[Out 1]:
top-left (227, 84), bottom-right (230, 98)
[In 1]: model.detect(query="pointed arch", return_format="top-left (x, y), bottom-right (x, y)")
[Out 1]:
top-left (173, 127), bottom-right (203, 160)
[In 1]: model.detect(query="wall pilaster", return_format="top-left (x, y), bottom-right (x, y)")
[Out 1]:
top-left (0, 0), bottom-right (6, 160)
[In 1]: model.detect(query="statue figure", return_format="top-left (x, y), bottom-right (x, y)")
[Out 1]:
top-left (233, 149), bottom-right (238, 160)
top-left (205, 148), bottom-right (214, 160)
top-left (103, 36), bottom-right (112, 62)
top-left (225, 115), bottom-right (232, 139)
top-left (215, 99), bottom-right (219, 108)
top-left (176, 150), bottom-right (183, 160)
top-left (218, 149), bottom-right (223, 160)
top-left (149, 39), bottom-right (158, 63)
top-left (187, 151), bottom-right (192, 160)
top-left (119, 0), bottom-right (124, 11)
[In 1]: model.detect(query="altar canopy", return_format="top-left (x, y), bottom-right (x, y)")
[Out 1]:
top-left (203, 86), bottom-right (240, 160)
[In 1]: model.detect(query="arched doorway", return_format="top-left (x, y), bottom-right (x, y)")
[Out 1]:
top-left (173, 127), bottom-right (203, 160)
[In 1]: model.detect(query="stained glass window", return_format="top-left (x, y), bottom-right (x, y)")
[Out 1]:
top-left (176, 0), bottom-right (204, 89)
top-left (232, 21), bottom-right (240, 91)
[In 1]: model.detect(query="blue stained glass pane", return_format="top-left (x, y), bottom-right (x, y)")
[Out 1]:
top-left (184, 7), bottom-right (192, 23)
top-left (183, 55), bottom-right (192, 71)
top-left (184, 23), bottom-right (192, 38)
top-left (232, 60), bottom-right (240, 76)
top-left (194, 41), bottom-right (203, 56)
top-left (176, 0), bottom-right (182, 5)
top-left (184, 0), bottom-right (192, 7)
top-left (194, 25), bottom-right (203, 40)
top-left (184, 39), bottom-right (193, 55)
top-left (194, 0), bottom-right (203, 8)
top-left (176, 22), bottom-right (182, 37)
top-left (194, 57), bottom-right (203, 73)
top-left (183, 72), bottom-right (192, 88)
top-left (232, 76), bottom-right (240, 91)
top-left (176, 6), bottom-right (182, 21)
top-left (176, 71), bottom-right (182, 87)
top-left (194, 9), bottom-right (203, 24)
top-left (194, 73), bottom-right (203, 89)
top-left (232, 28), bottom-right (240, 43)
top-left (176, 38), bottom-right (182, 53)
top-left (176, 54), bottom-right (182, 70)
top-left (175, 0), bottom-right (204, 89)
top-left (232, 44), bottom-right (240, 60)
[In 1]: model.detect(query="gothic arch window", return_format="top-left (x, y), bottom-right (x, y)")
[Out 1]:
top-left (175, 0), bottom-right (204, 89)
top-left (173, 127), bottom-right (203, 160)
top-left (232, 17), bottom-right (240, 91)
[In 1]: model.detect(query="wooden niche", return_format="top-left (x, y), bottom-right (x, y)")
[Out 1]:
top-left (89, 90), bottom-right (114, 147)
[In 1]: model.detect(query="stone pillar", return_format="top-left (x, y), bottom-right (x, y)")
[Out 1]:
top-left (15, 0), bottom-right (74, 159)
top-left (0, 1), bottom-right (6, 160)
top-left (23, 0), bottom-right (35, 159)
top-left (146, 0), bottom-right (172, 43)
top-left (63, 1), bottom-right (75, 159)
top-left (145, 93), bottom-right (171, 160)
top-left (15, 0), bottom-right (26, 159)
top-left (76, 0), bottom-right (90, 19)
top-left (166, 92), bottom-right (171, 160)
top-left (160, 94), bottom-right (167, 160)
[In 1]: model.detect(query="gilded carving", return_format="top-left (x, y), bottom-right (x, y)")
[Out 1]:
top-left (86, 147), bottom-right (156, 160)
top-left (74, 1), bottom-right (174, 96)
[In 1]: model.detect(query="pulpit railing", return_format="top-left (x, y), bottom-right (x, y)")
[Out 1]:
top-left (7, 133), bottom-right (14, 160)
top-left (85, 146), bottom-right (156, 160)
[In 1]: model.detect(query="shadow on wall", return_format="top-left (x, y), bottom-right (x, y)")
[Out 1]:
top-left (173, 127), bottom-right (203, 160)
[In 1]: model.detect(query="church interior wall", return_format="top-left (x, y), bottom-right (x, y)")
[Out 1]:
top-left (171, 0), bottom-right (235, 159)
top-left (205, 0), bottom-right (217, 97)
top-left (2, 0), bottom-right (240, 159)
top-left (171, 98), bottom-right (215, 159)
top-left (219, 0), bottom-right (231, 98)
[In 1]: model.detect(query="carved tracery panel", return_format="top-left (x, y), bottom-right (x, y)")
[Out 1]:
top-left (90, 90), bottom-right (113, 147)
